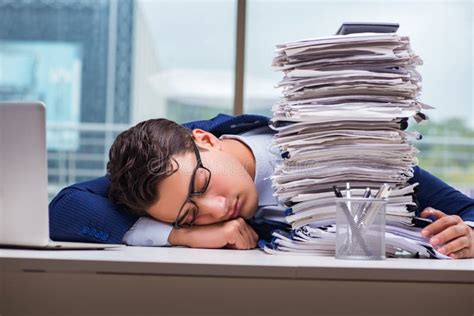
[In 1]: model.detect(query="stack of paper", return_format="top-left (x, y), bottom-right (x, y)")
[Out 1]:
top-left (267, 32), bottom-right (435, 257)
top-left (284, 184), bottom-right (418, 229)
top-left (260, 224), bottom-right (449, 259)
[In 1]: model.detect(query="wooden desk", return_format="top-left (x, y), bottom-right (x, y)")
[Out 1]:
top-left (1, 247), bottom-right (473, 315)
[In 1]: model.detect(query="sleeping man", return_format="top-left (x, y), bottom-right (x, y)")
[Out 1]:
top-left (49, 114), bottom-right (474, 258)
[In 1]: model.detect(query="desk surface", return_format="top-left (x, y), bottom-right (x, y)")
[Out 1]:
top-left (1, 247), bottom-right (473, 283)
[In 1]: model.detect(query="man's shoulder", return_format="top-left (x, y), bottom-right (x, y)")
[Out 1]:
top-left (182, 113), bottom-right (270, 136)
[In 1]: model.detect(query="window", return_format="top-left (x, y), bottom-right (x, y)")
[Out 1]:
top-left (132, 0), bottom-right (237, 124)
top-left (0, 0), bottom-right (134, 197)
top-left (0, 0), bottom-right (236, 198)
top-left (0, 0), bottom-right (472, 197)
top-left (244, 0), bottom-right (473, 195)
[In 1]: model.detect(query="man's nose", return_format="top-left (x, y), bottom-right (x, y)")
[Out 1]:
top-left (195, 194), bottom-right (227, 220)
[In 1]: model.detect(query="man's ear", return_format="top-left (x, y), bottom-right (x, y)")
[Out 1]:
top-left (191, 129), bottom-right (221, 150)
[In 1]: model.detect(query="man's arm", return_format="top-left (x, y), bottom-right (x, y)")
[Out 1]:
top-left (49, 176), bottom-right (139, 244)
top-left (409, 166), bottom-right (474, 258)
top-left (123, 215), bottom-right (258, 249)
top-left (409, 166), bottom-right (474, 221)
top-left (49, 176), bottom-right (257, 248)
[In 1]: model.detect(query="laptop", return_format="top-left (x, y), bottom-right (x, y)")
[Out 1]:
top-left (0, 101), bottom-right (121, 249)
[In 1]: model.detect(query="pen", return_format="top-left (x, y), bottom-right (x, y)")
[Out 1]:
top-left (414, 216), bottom-right (434, 228)
top-left (354, 187), bottom-right (371, 223)
top-left (363, 187), bottom-right (372, 199)
top-left (341, 187), bottom-right (372, 254)
top-left (360, 183), bottom-right (391, 228)
top-left (332, 185), bottom-right (343, 198)
top-left (374, 183), bottom-right (390, 199)
top-left (345, 182), bottom-right (351, 198)
top-left (333, 184), bottom-right (372, 256)
top-left (345, 182), bottom-right (352, 213)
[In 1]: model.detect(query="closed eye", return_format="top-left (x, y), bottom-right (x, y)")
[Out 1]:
top-left (176, 209), bottom-right (189, 226)
top-left (178, 203), bottom-right (198, 226)
top-left (193, 167), bottom-right (211, 194)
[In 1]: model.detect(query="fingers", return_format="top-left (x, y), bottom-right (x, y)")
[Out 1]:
top-left (418, 208), bottom-right (474, 259)
top-left (433, 222), bottom-right (469, 249)
top-left (250, 225), bottom-right (259, 241)
top-left (425, 220), bottom-right (473, 259)
top-left (246, 222), bottom-right (259, 246)
top-left (238, 218), bottom-right (259, 243)
top-left (238, 219), bottom-right (258, 249)
top-left (420, 207), bottom-right (446, 220)
top-left (437, 235), bottom-right (470, 258)
top-left (225, 218), bottom-right (258, 250)
top-left (421, 212), bottom-right (462, 238)
top-left (235, 219), bottom-right (253, 249)
top-left (449, 247), bottom-right (472, 259)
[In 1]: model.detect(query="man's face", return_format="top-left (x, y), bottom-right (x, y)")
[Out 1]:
top-left (147, 130), bottom-right (258, 226)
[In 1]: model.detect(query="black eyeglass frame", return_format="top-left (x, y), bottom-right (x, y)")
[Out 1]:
top-left (173, 140), bottom-right (211, 228)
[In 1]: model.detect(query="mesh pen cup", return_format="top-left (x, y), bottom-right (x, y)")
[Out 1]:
top-left (335, 198), bottom-right (386, 260)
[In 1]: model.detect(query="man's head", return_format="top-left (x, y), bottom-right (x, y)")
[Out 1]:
top-left (107, 118), bottom-right (258, 226)
top-left (107, 119), bottom-right (193, 216)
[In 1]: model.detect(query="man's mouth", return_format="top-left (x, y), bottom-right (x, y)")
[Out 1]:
top-left (230, 197), bottom-right (241, 219)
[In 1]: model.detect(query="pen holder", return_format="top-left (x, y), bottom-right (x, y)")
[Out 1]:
top-left (335, 197), bottom-right (386, 260)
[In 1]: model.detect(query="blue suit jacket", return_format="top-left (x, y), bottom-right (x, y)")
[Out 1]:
top-left (49, 114), bottom-right (474, 244)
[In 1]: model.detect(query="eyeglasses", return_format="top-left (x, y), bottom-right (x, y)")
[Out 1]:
top-left (173, 140), bottom-right (212, 228)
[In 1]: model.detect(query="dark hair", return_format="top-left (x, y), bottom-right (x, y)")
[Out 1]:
top-left (107, 118), bottom-right (193, 215)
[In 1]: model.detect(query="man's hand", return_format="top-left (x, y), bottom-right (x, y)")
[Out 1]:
top-left (420, 207), bottom-right (474, 259)
top-left (167, 218), bottom-right (258, 250)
